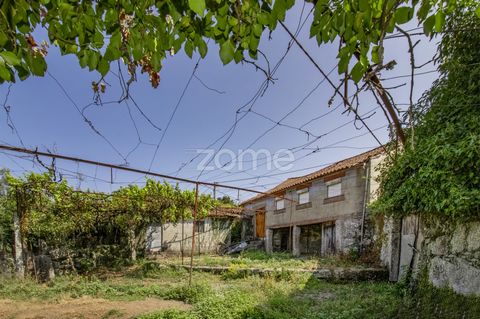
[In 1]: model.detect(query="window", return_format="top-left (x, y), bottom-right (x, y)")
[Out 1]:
top-left (297, 188), bottom-right (310, 204)
top-left (327, 180), bottom-right (342, 198)
top-left (195, 220), bottom-right (205, 233)
top-left (275, 198), bottom-right (285, 210)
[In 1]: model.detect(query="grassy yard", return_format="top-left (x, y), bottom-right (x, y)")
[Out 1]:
top-left (2, 257), bottom-right (478, 318)
top-left (0, 261), bottom-right (400, 319)
top-left (154, 250), bottom-right (375, 270)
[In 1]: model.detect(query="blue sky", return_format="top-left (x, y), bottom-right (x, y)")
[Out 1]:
top-left (0, 3), bottom-right (439, 202)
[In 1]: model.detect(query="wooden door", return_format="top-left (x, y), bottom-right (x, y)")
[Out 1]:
top-left (255, 211), bottom-right (265, 238)
top-left (322, 223), bottom-right (336, 255)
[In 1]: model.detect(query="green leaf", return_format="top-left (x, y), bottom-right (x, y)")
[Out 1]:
top-left (423, 15), bottom-right (436, 35)
top-left (0, 32), bottom-right (8, 46)
top-left (476, 6), bottom-right (480, 18)
top-left (253, 24), bottom-right (263, 38)
top-left (219, 40), bottom-right (234, 65)
top-left (197, 39), bottom-right (208, 58)
top-left (395, 7), bottom-right (413, 24)
top-left (184, 41), bottom-right (193, 58)
top-left (78, 51), bottom-right (89, 68)
top-left (435, 11), bottom-right (445, 32)
top-left (234, 50), bottom-right (243, 63)
top-left (0, 51), bottom-right (21, 66)
top-left (0, 64), bottom-right (11, 81)
top-left (97, 58), bottom-right (110, 76)
top-left (188, 0), bottom-right (206, 17)
top-left (31, 56), bottom-right (46, 76)
top-left (87, 51), bottom-right (99, 71)
top-left (338, 55), bottom-right (349, 74)
top-left (358, 0), bottom-right (369, 12)
top-left (350, 61), bottom-right (365, 83)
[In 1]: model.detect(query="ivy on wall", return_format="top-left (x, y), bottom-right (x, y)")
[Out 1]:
top-left (371, 8), bottom-right (480, 220)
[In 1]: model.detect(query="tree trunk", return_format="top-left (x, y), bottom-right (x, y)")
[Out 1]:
top-left (13, 190), bottom-right (25, 278)
top-left (128, 228), bottom-right (136, 261)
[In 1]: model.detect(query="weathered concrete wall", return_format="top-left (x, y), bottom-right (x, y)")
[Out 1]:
top-left (146, 218), bottom-right (233, 255)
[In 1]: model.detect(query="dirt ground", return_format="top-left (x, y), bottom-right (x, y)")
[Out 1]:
top-left (0, 297), bottom-right (190, 319)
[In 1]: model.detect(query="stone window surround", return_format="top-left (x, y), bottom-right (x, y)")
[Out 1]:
top-left (275, 197), bottom-right (285, 210)
top-left (297, 187), bottom-right (310, 204)
top-left (326, 178), bottom-right (343, 198)
top-left (295, 201), bottom-right (312, 210)
top-left (324, 194), bottom-right (345, 204)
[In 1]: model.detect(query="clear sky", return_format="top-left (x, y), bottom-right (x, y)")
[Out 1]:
top-left (0, 2), bottom-right (440, 202)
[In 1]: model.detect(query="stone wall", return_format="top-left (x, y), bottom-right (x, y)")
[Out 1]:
top-left (380, 216), bottom-right (480, 295)
top-left (422, 220), bottom-right (480, 295)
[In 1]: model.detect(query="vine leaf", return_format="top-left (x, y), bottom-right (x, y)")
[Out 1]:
top-left (188, 0), bottom-right (206, 17)
top-left (0, 51), bottom-right (21, 66)
top-left (395, 7), bottom-right (413, 24)
top-left (219, 40), bottom-right (234, 65)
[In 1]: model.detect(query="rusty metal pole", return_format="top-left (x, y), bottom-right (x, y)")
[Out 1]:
top-left (189, 183), bottom-right (199, 285)
top-left (181, 214), bottom-right (185, 265)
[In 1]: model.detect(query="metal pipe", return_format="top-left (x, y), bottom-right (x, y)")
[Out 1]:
top-left (360, 160), bottom-right (371, 251)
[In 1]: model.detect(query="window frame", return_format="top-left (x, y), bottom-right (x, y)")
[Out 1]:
top-left (297, 187), bottom-right (310, 204)
top-left (275, 197), bottom-right (285, 210)
top-left (195, 220), bottom-right (206, 233)
top-left (326, 179), bottom-right (342, 198)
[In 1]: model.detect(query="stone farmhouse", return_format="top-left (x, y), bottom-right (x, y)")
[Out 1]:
top-left (242, 147), bottom-right (384, 257)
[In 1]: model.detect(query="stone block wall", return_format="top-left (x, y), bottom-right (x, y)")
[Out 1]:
top-left (380, 216), bottom-right (480, 295)
top-left (423, 221), bottom-right (480, 295)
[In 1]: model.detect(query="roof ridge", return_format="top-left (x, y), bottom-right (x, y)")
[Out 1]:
top-left (241, 146), bottom-right (384, 205)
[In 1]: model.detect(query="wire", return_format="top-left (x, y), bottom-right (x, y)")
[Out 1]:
top-left (192, 9), bottom-right (315, 180)
top-left (380, 70), bottom-right (437, 81)
top-left (199, 66), bottom-right (338, 180)
top-left (148, 58), bottom-right (201, 171)
top-left (47, 71), bottom-right (127, 163)
top-left (193, 74), bottom-right (226, 94)
top-left (211, 123), bottom-right (387, 184)
top-left (2, 83), bottom-right (25, 147)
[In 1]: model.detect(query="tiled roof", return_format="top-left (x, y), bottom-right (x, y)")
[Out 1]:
top-left (241, 146), bottom-right (384, 205)
top-left (208, 206), bottom-right (244, 218)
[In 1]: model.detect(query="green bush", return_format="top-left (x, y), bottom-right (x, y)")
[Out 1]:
top-left (165, 283), bottom-right (213, 304)
top-left (396, 279), bottom-right (480, 319)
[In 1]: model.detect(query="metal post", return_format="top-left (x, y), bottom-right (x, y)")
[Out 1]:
top-left (181, 214), bottom-right (184, 265)
top-left (360, 160), bottom-right (371, 252)
top-left (189, 183), bottom-right (199, 285)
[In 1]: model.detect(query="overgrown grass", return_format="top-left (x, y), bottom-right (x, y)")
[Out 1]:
top-left (156, 249), bottom-right (372, 270)
top-left (396, 279), bottom-right (480, 319)
top-left (0, 265), bottom-right (400, 319)
top-left (4, 261), bottom-right (478, 319)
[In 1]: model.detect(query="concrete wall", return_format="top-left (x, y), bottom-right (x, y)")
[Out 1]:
top-left (146, 218), bottom-right (233, 255)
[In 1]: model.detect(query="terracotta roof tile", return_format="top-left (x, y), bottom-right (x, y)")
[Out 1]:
top-left (208, 206), bottom-right (244, 218)
top-left (241, 146), bottom-right (384, 205)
